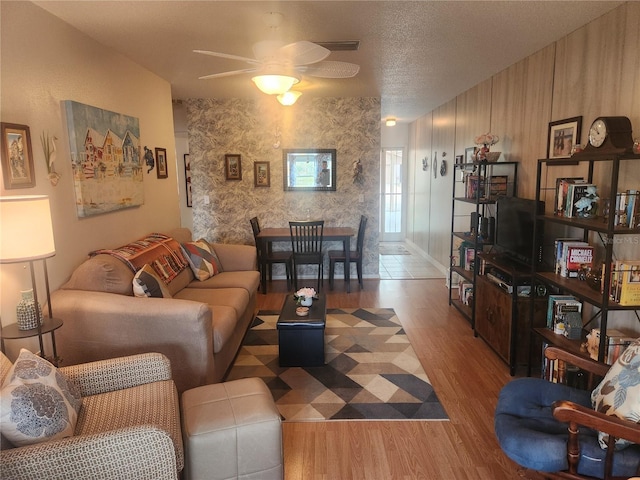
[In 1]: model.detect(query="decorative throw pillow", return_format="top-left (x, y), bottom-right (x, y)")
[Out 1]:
top-left (133, 264), bottom-right (172, 298)
top-left (0, 349), bottom-right (82, 447)
top-left (591, 337), bottom-right (640, 449)
top-left (181, 239), bottom-right (223, 281)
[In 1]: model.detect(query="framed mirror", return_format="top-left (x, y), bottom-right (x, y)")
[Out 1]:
top-left (283, 149), bottom-right (336, 191)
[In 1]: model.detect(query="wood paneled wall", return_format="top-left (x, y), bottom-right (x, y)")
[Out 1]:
top-left (409, 2), bottom-right (640, 269)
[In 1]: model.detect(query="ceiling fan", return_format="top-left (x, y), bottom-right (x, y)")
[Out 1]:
top-left (194, 39), bottom-right (360, 96)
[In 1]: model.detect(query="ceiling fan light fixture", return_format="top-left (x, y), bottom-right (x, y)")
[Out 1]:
top-left (385, 117), bottom-right (397, 127)
top-left (277, 90), bottom-right (302, 106)
top-left (251, 74), bottom-right (299, 95)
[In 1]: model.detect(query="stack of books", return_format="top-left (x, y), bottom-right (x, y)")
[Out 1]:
top-left (554, 177), bottom-right (598, 218)
top-left (605, 260), bottom-right (640, 306)
top-left (547, 294), bottom-right (582, 334)
top-left (612, 190), bottom-right (640, 228)
top-left (586, 328), bottom-right (637, 364)
top-left (554, 238), bottom-right (594, 279)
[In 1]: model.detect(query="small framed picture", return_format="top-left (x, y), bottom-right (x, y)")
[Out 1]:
top-left (155, 147), bottom-right (168, 179)
top-left (1, 123), bottom-right (35, 189)
top-left (254, 161), bottom-right (270, 187)
top-left (184, 153), bottom-right (192, 207)
top-left (547, 116), bottom-right (582, 159)
top-left (464, 146), bottom-right (477, 164)
top-left (225, 154), bottom-right (242, 180)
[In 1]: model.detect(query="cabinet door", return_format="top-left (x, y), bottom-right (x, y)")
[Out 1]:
top-left (475, 276), bottom-right (511, 362)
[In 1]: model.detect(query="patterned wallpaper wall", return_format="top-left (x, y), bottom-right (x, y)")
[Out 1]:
top-left (186, 96), bottom-right (381, 278)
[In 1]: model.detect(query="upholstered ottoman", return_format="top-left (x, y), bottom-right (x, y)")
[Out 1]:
top-left (181, 378), bottom-right (283, 480)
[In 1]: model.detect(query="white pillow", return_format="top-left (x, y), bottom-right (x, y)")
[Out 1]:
top-left (591, 337), bottom-right (640, 449)
top-left (0, 349), bottom-right (82, 446)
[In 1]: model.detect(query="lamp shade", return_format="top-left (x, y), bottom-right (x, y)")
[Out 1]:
top-left (277, 90), bottom-right (302, 106)
top-left (0, 195), bottom-right (56, 263)
top-left (252, 74), bottom-right (300, 95)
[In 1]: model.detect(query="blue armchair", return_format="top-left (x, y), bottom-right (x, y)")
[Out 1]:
top-left (495, 345), bottom-right (640, 480)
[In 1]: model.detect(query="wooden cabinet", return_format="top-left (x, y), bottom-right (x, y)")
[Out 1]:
top-left (475, 254), bottom-right (547, 374)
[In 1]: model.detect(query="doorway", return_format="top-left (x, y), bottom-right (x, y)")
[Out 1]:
top-left (380, 148), bottom-right (404, 242)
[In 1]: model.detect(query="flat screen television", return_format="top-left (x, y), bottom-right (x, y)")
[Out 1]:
top-left (495, 196), bottom-right (545, 266)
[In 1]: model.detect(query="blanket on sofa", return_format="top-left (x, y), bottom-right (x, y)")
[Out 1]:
top-left (91, 233), bottom-right (188, 283)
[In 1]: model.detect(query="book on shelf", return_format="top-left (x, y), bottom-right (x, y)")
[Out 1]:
top-left (486, 175), bottom-right (508, 199)
top-left (554, 238), bottom-right (582, 275)
top-left (457, 279), bottom-right (474, 306)
top-left (618, 260), bottom-right (640, 306)
top-left (547, 295), bottom-right (582, 333)
top-left (554, 177), bottom-right (585, 217)
top-left (546, 294), bottom-right (576, 329)
top-left (565, 244), bottom-right (594, 279)
top-left (565, 183), bottom-right (597, 218)
top-left (557, 240), bottom-right (590, 278)
top-left (465, 175), bottom-right (484, 199)
top-left (624, 189), bottom-right (639, 228)
top-left (464, 247), bottom-right (476, 271)
top-left (586, 328), bottom-right (637, 364)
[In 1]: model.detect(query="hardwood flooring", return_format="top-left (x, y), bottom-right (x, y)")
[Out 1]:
top-left (256, 279), bottom-right (545, 480)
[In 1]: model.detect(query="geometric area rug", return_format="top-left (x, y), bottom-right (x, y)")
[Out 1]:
top-left (226, 308), bottom-right (449, 421)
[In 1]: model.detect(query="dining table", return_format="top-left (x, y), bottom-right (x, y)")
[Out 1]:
top-left (256, 226), bottom-right (356, 293)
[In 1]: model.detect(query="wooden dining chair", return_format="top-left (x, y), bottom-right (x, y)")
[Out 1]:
top-left (250, 217), bottom-right (292, 294)
top-left (289, 220), bottom-right (324, 292)
top-left (328, 215), bottom-right (367, 290)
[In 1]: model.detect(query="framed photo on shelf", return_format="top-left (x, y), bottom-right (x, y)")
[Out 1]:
top-left (155, 147), bottom-right (168, 179)
top-left (547, 116), bottom-right (582, 159)
top-left (1, 122), bottom-right (35, 189)
top-left (254, 161), bottom-right (270, 187)
top-left (225, 154), bottom-right (242, 180)
top-left (184, 154), bottom-right (192, 207)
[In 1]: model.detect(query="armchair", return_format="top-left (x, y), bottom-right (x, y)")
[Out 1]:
top-left (495, 344), bottom-right (640, 480)
top-left (0, 351), bottom-right (183, 480)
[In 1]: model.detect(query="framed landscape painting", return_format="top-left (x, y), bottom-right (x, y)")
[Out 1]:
top-left (254, 161), bottom-right (270, 187)
top-left (225, 154), bottom-right (242, 180)
top-left (63, 100), bottom-right (143, 217)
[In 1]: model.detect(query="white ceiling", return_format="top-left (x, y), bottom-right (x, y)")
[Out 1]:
top-left (33, 1), bottom-right (623, 124)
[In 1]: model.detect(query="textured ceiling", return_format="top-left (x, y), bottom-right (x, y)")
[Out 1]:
top-left (33, 0), bottom-right (623, 123)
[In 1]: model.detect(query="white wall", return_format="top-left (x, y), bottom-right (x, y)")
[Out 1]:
top-left (0, 2), bottom-right (180, 355)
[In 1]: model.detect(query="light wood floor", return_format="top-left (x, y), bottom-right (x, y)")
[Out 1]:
top-left (256, 278), bottom-right (545, 480)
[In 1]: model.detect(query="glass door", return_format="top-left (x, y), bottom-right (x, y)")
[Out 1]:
top-left (380, 148), bottom-right (404, 242)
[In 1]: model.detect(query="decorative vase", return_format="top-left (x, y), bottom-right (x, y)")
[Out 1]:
top-left (300, 296), bottom-right (313, 307)
top-left (16, 289), bottom-right (43, 331)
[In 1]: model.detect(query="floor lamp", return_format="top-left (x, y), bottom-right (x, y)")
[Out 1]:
top-left (0, 195), bottom-right (56, 358)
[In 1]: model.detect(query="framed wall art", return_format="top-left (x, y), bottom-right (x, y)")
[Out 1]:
top-left (63, 100), bottom-right (143, 218)
top-left (155, 147), bottom-right (168, 179)
top-left (548, 116), bottom-right (582, 159)
top-left (254, 161), bottom-right (270, 187)
top-left (1, 123), bottom-right (35, 189)
top-left (184, 154), bottom-right (192, 207)
top-left (225, 154), bottom-right (242, 180)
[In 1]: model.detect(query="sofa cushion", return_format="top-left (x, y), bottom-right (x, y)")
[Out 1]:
top-left (181, 239), bottom-right (223, 281)
top-left (62, 254), bottom-right (134, 295)
top-left (0, 349), bottom-right (82, 447)
top-left (186, 270), bottom-right (260, 295)
top-left (592, 337), bottom-right (640, 449)
top-left (76, 378), bottom-right (184, 471)
top-left (133, 264), bottom-right (172, 298)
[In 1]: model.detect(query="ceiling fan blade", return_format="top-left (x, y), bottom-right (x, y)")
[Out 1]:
top-left (198, 68), bottom-right (257, 80)
top-left (277, 41), bottom-right (330, 65)
top-left (193, 50), bottom-right (260, 65)
top-left (299, 61), bottom-right (360, 78)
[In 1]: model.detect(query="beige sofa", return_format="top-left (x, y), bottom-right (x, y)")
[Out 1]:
top-left (51, 228), bottom-right (260, 393)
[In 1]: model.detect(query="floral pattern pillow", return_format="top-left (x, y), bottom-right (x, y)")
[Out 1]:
top-left (591, 337), bottom-right (640, 449)
top-left (0, 349), bottom-right (82, 447)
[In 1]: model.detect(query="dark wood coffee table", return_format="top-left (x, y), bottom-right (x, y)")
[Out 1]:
top-left (276, 293), bottom-right (326, 367)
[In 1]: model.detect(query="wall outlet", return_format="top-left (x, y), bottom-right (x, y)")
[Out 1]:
top-left (203, 195), bottom-right (210, 205)
top-left (358, 194), bottom-right (364, 203)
